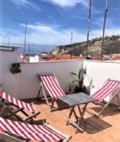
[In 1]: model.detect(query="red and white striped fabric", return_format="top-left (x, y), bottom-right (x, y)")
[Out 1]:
top-left (0, 117), bottom-right (63, 141)
top-left (92, 80), bottom-right (120, 102)
top-left (0, 91), bottom-right (35, 113)
top-left (0, 127), bottom-right (4, 133)
top-left (41, 75), bottom-right (65, 99)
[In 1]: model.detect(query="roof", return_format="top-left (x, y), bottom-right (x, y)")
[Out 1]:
top-left (47, 54), bottom-right (101, 61)
top-left (0, 45), bottom-right (21, 48)
top-left (111, 54), bottom-right (120, 60)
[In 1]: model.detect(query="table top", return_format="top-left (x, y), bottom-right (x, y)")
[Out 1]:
top-left (59, 92), bottom-right (96, 106)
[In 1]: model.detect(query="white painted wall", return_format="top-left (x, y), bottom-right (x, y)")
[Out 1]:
top-left (1, 50), bottom-right (19, 96)
top-left (83, 60), bottom-right (120, 105)
top-left (18, 56), bottom-right (23, 62)
top-left (16, 60), bottom-right (83, 99)
top-left (0, 50), bottom-right (2, 89)
top-left (29, 55), bottom-right (39, 62)
top-left (0, 49), bottom-right (120, 106)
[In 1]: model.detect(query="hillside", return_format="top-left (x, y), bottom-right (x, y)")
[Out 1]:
top-left (52, 35), bottom-right (120, 56)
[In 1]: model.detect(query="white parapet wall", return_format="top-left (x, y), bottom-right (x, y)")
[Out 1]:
top-left (0, 48), bottom-right (120, 106)
top-left (1, 50), bottom-right (19, 96)
top-left (16, 60), bottom-right (83, 99)
top-left (0, 49), bottom-right (83, 98)
top-left (0, 50), bottom-right (2, 88)
top-left (83, 60), bottom-right (120, 105)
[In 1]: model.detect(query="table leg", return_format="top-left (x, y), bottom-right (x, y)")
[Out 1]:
top-left (74, 105), bottom-right (83, 133)
top-left (76, 104), bottom-right (88, 132)
top-left (66, 106), bottom-right (83, 133)
top-left (66, 106), bottom-right (74, 125)
top-left (73, 107), bottom-right (79, 123)
top-left (82, 104), bottom-right (88, 117)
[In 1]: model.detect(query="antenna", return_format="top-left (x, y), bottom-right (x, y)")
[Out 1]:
top-left (86, 0), bottom-right (92, 58)
top-left (13, 19), bottom-right (27, 61)
top-left (71, 32), bottom-right (73, 44)
top-left (29, 41), bottom-right (30, 55)
top-left (71, 32), bottom-right (73, 59)
top-left (101, 0), bottom-right (108, 60)
top-left (111, 31), bottom-right (114, 54)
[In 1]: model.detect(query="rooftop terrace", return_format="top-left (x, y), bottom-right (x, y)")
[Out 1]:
top-left (19, 98), bottom-right (120, 142)
top-left (0, 49), bottom-right (120, 142)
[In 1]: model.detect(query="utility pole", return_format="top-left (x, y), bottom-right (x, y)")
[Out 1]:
top-left (110, 32), bottom-right (115, 55)
top-left (71, 32), bottom-right (73, 59)
top-left (32, 44), bottom-right (34, 54)
top-left (101, 0), bottom-right (108, 60)
top-left (29, 41), bottom-right (30, 55)
top-left (86, 0), bottom-right (92, 58)
top-left (71, 32), bottom-right (73, 44)
top-left (43, 46), bottom-right (44, 54)
top-left (31, 44), bottom-right (34, 55)
top-left (13, 19), bottom-right (27, 61)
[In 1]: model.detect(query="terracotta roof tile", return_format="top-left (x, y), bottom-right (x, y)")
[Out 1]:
top-left (48, 55), bottom-right (101, 61)
top-left (111, 54), bottom-right (120, 60)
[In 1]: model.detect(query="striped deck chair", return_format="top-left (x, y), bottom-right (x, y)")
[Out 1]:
top-left (86, 79), bottom-right (120, 117)
top-left (0, 117), bottom-right (71, 142)
top-left (0, 91), bottom-right (40, 123)
top-left (37, 74), bottom-right (69, 112)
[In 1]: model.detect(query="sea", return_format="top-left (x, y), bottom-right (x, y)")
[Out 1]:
top-left (12, 43), bottom-right (57, 54)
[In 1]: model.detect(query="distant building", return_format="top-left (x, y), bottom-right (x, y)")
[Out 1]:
top-left (47, 54), bottom-right (101, 61)
top-left (110, 54), bottom-right (120, 62)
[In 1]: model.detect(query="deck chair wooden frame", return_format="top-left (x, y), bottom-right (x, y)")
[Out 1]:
top-left (0, 117), bottom-right (71, 142)
top-left (86, 79), bottom-right (120, 117)
top-left (37, 73), bottom-right (69, 112)
top-left (0, 132), bottom-right (26, 142)
top-left (0, 91), bottom-right (40, 123)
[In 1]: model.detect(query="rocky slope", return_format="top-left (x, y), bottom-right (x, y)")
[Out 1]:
top-left (52, 35), bottom-right (120, 56)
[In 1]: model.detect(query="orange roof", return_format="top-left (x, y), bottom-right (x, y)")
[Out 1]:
top-left (48, 55), bottom-right (101, 61)
top-left (92, 56), bottom-right (101, 60)
top-left (48, 55), bottom-right (84, 60)
top-left (111, 54), bottom-right (120, 60)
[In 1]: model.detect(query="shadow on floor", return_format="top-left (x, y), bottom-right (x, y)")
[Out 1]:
top-left (80, 116), bottom-right (112, 134)
top-left (87, 104), bottom-right (119, 118)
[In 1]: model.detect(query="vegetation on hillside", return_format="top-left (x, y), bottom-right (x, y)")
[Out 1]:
top-left (53, 35), bottom-right (120, 56)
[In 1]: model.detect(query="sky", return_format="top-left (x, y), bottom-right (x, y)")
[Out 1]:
top-left (0, 0), bottom-right (120, 50)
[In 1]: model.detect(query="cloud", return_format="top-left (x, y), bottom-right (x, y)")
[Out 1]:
top-left (27, 24), bottom-right (56, 33)
top-left (11, 0), bottom-right (28, 6)
top-left (93, 17), bottom-right (120, 30)
top-left (42, 0), bottom-right (88, 7)
top-left (10, 0), bottom-right (41, 11)
top-left (2, 23), bottom-right (120, 46)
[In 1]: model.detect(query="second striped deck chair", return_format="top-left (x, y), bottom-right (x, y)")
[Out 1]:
top-left (0, 117), bottom-right (71, 142)
top-left (86, 79), bottom-right (120, 117)
top-left (37, 74), bottom-right (69, 112)
top-left (0, 91), bottom-right (40, 123)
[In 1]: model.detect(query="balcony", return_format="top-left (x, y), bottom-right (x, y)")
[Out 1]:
top-left (0, 49), bottom-right (120, 142)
